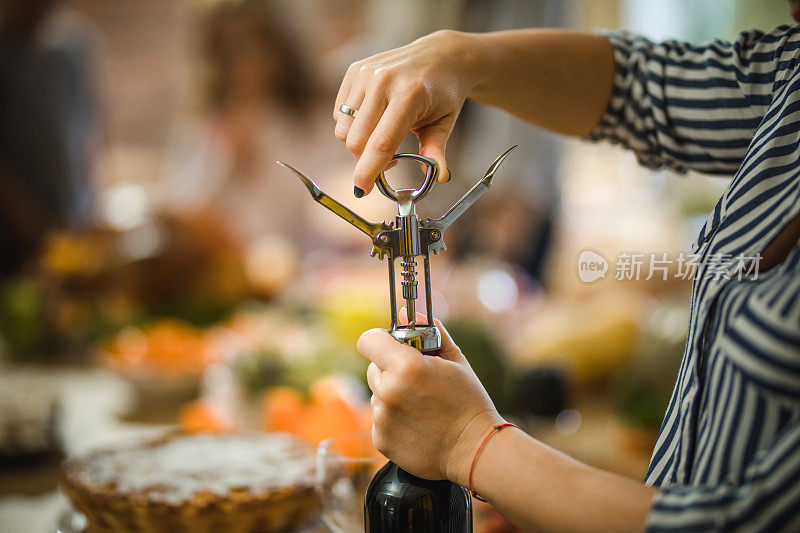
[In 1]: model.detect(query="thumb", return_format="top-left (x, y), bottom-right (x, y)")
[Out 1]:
top-left (415, 119), bottom-right (454, 183)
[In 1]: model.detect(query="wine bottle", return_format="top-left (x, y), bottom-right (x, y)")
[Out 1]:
top-left (364, 460), bottom-right (472, 532)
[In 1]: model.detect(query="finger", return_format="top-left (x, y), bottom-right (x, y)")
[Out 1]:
top-left (335, 82), bottom-right (366, 143)
top-left (356, 328), bottom-right (420, 370)
top-left (333, 62), bottom-right (357, 121)
top-left (333, 90), bottom-right (349, 123)
top-left (346, 88), bottom-right (388, 159)
top-left (366, 362), bottom-right (382, 394)
top-left (415, 117), bottom-right (456, 183)
top-left (353, 99), bottom-right (417, 194)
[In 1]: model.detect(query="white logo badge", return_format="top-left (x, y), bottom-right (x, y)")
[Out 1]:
top-left (577, 250), bottom-right (608, 283)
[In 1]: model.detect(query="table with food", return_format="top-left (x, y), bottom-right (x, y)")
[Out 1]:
top-left (0, 201), bottom-right (673, 532)
top-left (4, 1), bottom-right (796, 532)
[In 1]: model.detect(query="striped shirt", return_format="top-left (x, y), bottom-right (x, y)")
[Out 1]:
top-left (589, 26), bottom-right (800, 531)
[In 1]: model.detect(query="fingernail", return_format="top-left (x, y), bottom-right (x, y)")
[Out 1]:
top-left (446, 170), bottom-right (452, 182)
top-left (354, 186), bottom-right (365, 198)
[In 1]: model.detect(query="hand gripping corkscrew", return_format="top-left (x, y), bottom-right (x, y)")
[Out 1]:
top-left (278, 146), bottom-right (515, 354)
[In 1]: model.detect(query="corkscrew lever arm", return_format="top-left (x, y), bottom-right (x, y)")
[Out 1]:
top-left (424, 146), bottom-right (516, 235)
top-left (277, 161), bottom-right (387, 239)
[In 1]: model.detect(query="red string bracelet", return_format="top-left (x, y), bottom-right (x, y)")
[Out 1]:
top-left (468, 422), bottom-right (518, 502)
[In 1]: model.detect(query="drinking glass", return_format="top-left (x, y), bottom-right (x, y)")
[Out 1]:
top-left (316, 432), bottom-right (386, 533)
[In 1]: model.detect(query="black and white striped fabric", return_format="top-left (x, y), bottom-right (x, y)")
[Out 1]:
top-left (589, 26), bottom-right (800, 532)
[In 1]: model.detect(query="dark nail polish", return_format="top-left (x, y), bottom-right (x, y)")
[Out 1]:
top-left (354, 186), bottom-right (365, 198)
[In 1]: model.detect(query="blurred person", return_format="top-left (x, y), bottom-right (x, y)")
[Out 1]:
top-left (0, 0), bottom-right (100, 277)
top-left (160, 0), bottom-right (330, 246)
top-left (335, 4), bottom-right (800, 533)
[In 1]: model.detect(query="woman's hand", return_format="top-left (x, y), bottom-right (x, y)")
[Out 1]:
top-left (334, 29), bottom-right (616, 197)
top-left (334, 30), bottom-right (483, 195)
top-left (357, 316), bottom-right (504, 483)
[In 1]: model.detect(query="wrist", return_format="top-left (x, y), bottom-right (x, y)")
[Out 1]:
top-left (463, 31), bottom-right (499, 102)
top-left (445, 410), bottom-right (504, 487)
top-left (430, 30), bottom-right (488, 100)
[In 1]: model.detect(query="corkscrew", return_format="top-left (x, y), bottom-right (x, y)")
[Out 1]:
top-left (278, 146), bottom-right (515, 354)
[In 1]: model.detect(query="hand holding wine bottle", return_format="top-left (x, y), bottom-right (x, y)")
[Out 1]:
top-left (357, 314), bottom-right (505, 486)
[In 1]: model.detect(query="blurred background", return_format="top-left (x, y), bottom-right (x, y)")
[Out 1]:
top-left (0, 0), bottom-right (790, 531)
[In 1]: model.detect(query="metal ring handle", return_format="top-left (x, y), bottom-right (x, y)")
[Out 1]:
top-left (376, 153), bottom-right (439, 204)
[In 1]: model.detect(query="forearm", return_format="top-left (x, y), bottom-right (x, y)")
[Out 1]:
top-left (456, 425), bottom-right (655, 533)
top-left (465, 30), bottom-right (615, 137)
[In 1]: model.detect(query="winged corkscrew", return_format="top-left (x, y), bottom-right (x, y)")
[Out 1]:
top-left (279, 147), bottom-right (514, 351)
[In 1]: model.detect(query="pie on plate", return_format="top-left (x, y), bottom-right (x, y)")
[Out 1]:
top-left (61, 433), bottom-right (319, 533)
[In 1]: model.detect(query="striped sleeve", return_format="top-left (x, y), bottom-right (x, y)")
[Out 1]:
top-left (587, 26), bottom-right (800, 175)
top-left (646, 420), bottom-right (800, 532)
